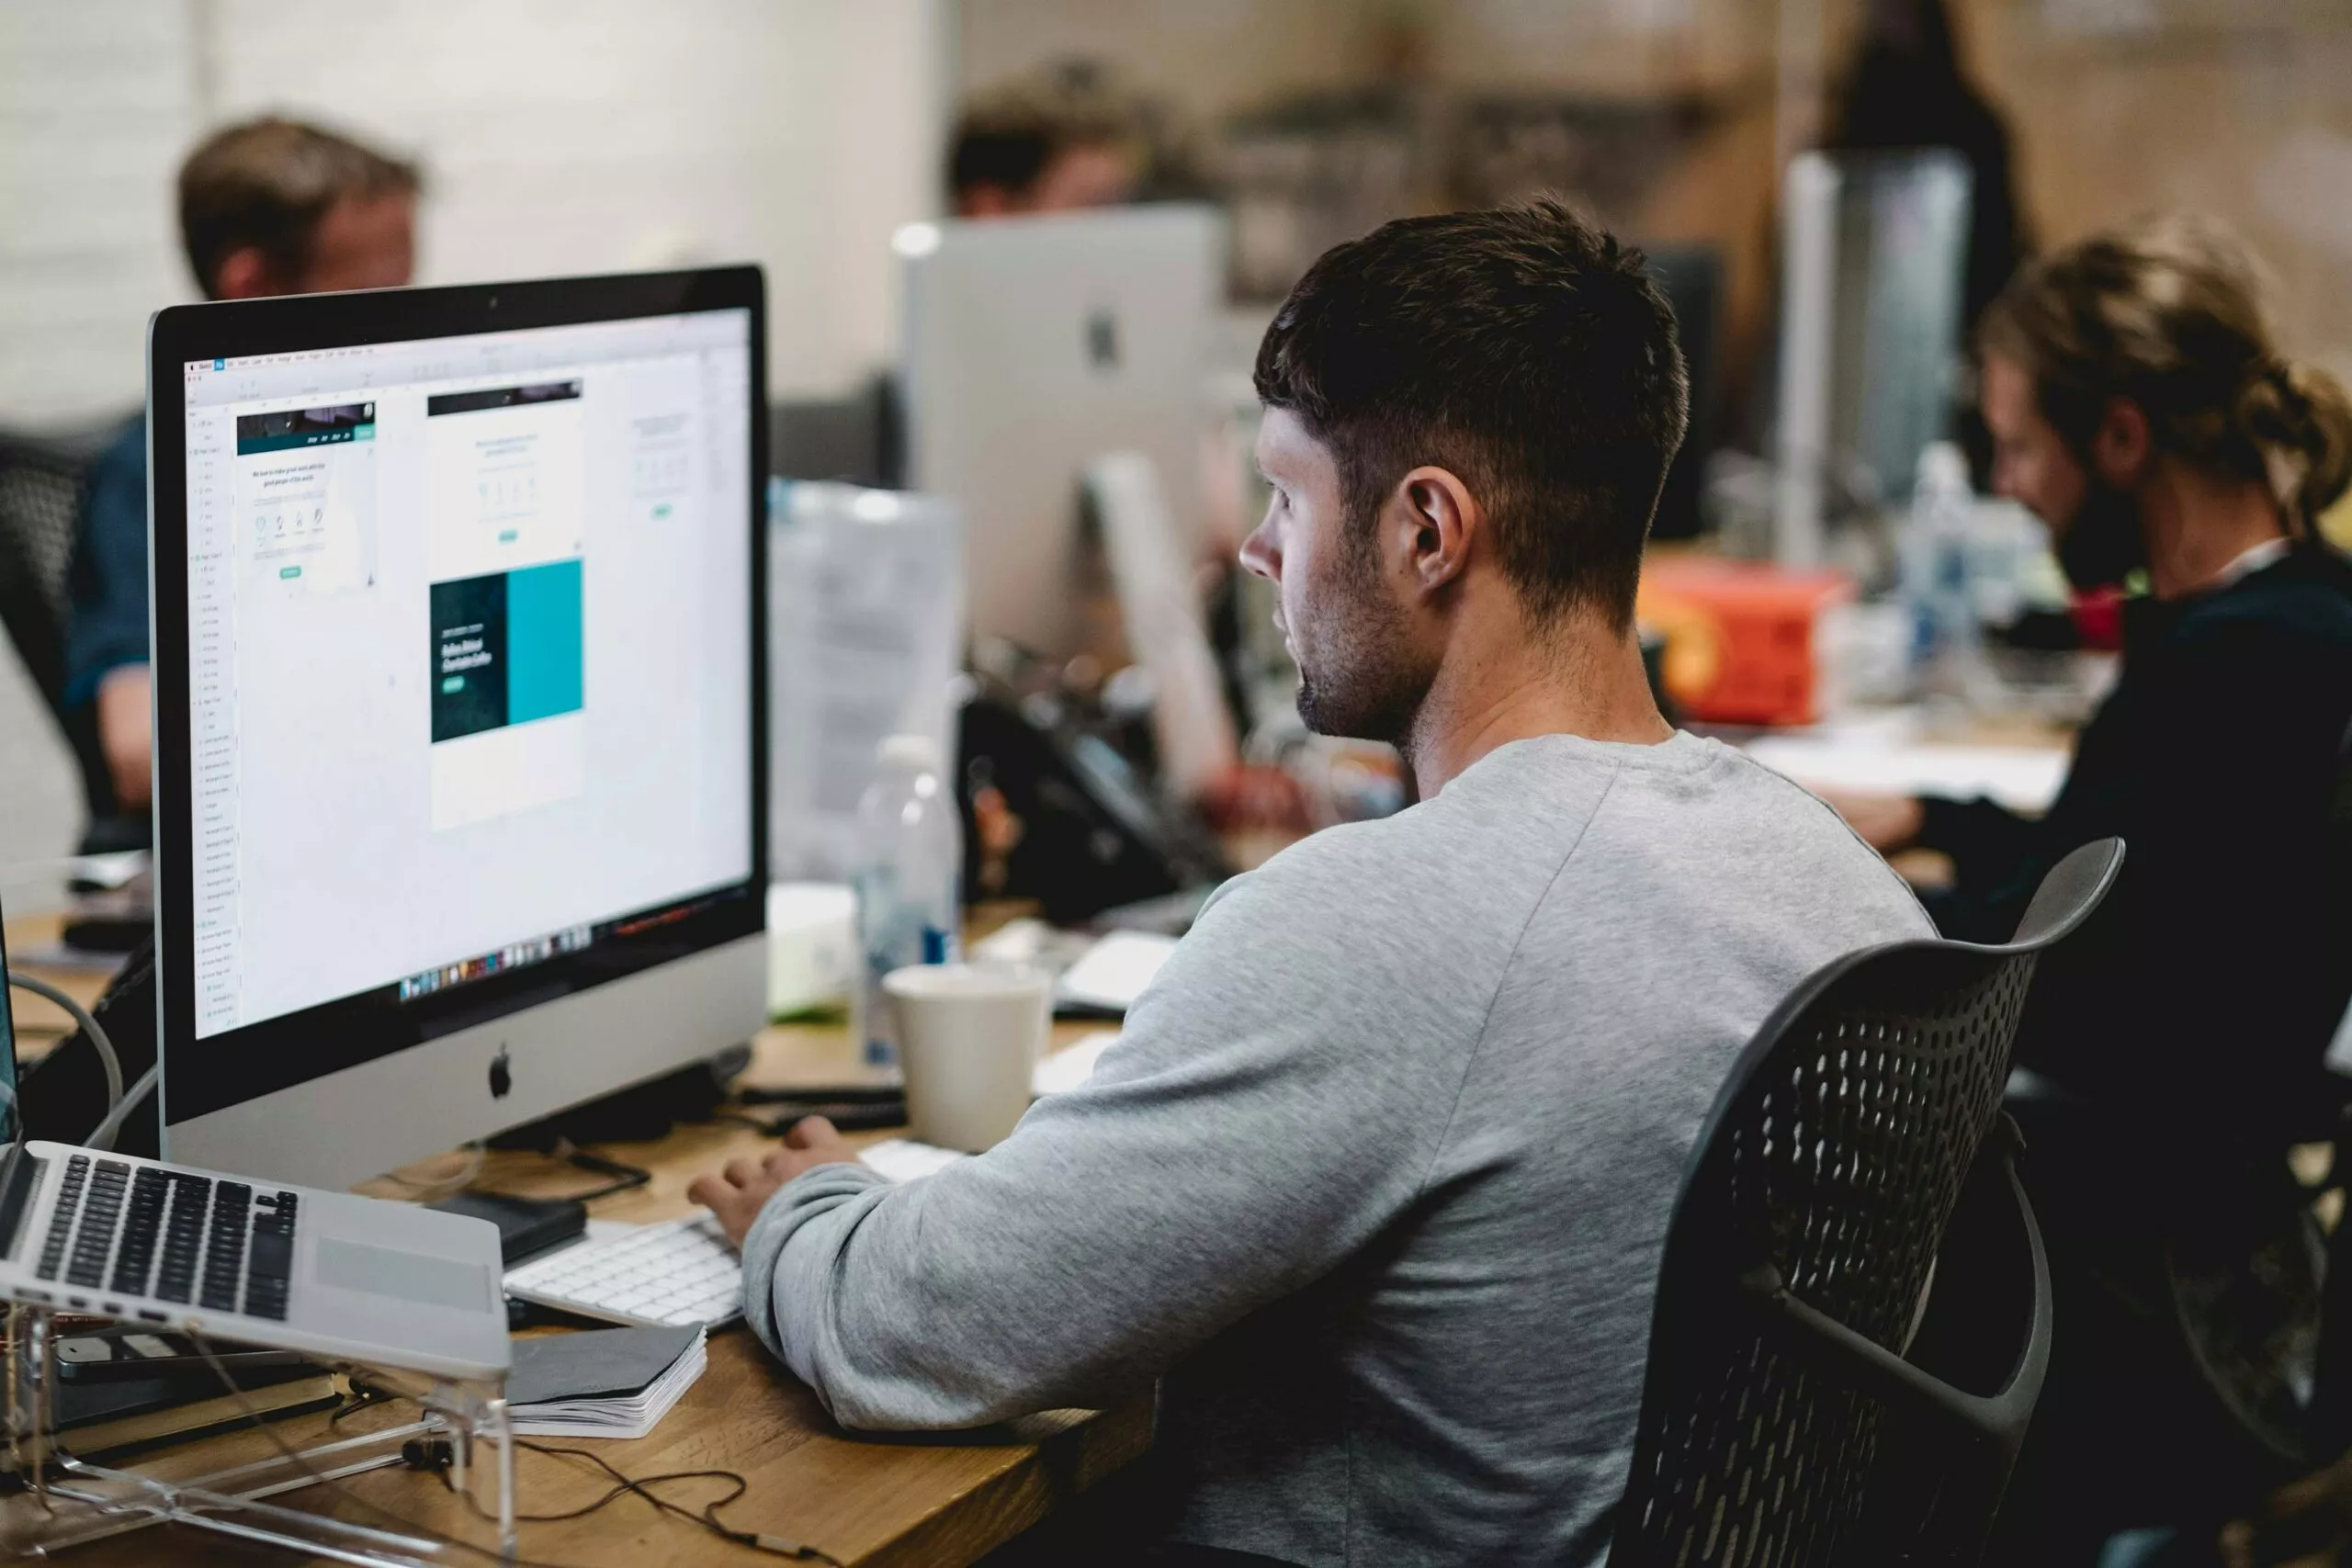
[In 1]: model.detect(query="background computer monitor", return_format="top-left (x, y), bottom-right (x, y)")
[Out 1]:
top-left (148, 269), bottom-right (768, 1190)
top-left (1641, 243), bottom-right (1722, 544)
top-left (0, 908), bottom-right (16, 1149)
top-left (899, 205), bottom-right (1226, 661)
top-left (1774, 150), bottom-right (1973, 566)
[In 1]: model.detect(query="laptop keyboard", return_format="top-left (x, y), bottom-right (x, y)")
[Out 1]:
top-left (36, 1156), bottom-right (300, 1321)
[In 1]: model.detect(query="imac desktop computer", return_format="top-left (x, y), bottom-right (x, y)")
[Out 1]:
top-left (897, 204), bottom-right (1227, 663)
top-left (147, 268), bottom-right (768, 1190)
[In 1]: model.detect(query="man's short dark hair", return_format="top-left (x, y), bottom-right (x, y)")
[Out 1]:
top-left (178, 117), bottom-right (421, 299)
top-left (946, 78), bottom-right (1130, 205)
top-left (1254, 199), bottom-right (1689, 633)
top-left (948, 116), bottom-right (1062, 204)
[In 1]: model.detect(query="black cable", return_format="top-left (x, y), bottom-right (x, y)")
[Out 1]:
top-left (440, 1143), bottom-right (650, 1205)
top-left (534, 1440), bottom-right (844, 1565)
top-left (329, 1377), bottom-right (402, 1427)
top-left (439, 1438), bottom-right (742, 1526)
top-left (453, 1435), bottom-right (845, 1562)
top-left (714, 1103), bottom-right (910, 1135)
top-left (733, 1085), bottom-right (905, 1107)
top-left (179, 1334), bottom-right (594, 1568)
top-left (547, 1144), bottom-right (652, 1202)
top-left (177, 1332), bottom-right (842, 1564)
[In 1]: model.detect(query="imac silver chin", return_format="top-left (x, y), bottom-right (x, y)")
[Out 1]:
top-left (164, 935), bottom-right (764, 1190)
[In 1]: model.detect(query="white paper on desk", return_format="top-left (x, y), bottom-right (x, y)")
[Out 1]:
top-left (858, 1138), bottom-right (969, 1182)
top-left (1057, 931), bottom-right (1180, 1013)
top-left (1033, 1031), bottom-right (1120, 1098)
top-left (1742, 735), bottom-right (2069, 814)
top-left (769, 482), bottom-right (964, 882)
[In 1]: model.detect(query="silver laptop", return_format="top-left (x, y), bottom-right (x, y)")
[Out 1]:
top-left (0, 913), bottom-right (510, 1384)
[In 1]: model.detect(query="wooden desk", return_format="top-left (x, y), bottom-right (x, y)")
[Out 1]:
top-left (3, 919), bottom-right (1146, 1567)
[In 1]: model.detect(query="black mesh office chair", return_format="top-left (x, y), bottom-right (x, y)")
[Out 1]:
top-left (1610, 837), bottom-right (2125, 1568)
top-left (0, 423), bottom-right (132, 845)
top-left (2238, 724), bottom-right (2352, 1468)
top-left (2315, 732), bottom-right (2352, 1460)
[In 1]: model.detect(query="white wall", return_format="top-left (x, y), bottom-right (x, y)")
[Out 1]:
top-left (0, 0), bottom-right (945, 904)
top-left (0, 1), bottom-right (202, 430)
top-left (0, 0), bottom-right (944, 426)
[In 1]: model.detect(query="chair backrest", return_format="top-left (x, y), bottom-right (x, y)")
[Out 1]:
top-left (0, 429), bottom-right (99, 716)
top-left (2324, 722), bottom-right (2352, 1063)
top-left (0, 423), bottom-right (137, 839)
top-left (1610, 838), bottom-right (2123, 1568)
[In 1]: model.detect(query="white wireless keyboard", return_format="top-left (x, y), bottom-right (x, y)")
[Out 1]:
top-left (504, 1213), bottom-right (742, 1329)
top-left (500, 1145), bottom-right (969, 1329)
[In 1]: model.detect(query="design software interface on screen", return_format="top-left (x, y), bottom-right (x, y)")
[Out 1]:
top-left (180, 310), bottom-right (753, 1040)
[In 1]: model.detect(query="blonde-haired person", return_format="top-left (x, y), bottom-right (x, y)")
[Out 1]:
top-left (1833, 215), bottom-right (2352, 1562)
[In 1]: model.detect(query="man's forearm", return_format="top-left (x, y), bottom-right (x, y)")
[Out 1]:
top-left (739, 1165), bottom-right (915, 1412)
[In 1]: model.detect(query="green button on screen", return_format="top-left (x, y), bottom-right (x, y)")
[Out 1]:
top-left (278, 565), bottom-right (300, 580)
top-left (441, 675), bottom-right (465, 694)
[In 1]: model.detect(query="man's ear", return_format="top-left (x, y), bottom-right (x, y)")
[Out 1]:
top-left (2091, 396), bottom-right (2153, 490)
top-left (209, 246), bottom-right (283, 301)
top-left (1389, 466), bottom-right (1481, 597)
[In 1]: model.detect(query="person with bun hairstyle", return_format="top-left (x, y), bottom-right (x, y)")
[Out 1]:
top-left (1834, 214), bottom-right (2352, 1560)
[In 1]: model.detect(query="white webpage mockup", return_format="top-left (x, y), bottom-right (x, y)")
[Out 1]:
top-left (179, 312), bottom-right (754, 1039)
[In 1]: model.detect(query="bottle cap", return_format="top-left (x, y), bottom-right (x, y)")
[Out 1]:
top-left (876, 733), bottom-right (942, 773)
top-left (1915, 440), bottom-right (1970, 493)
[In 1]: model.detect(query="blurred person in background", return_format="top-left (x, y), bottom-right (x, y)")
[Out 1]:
top-left (1819, 0), bottom-right (2032, 487)
top-left (945, 62), bottom-right (1274, 839)
top-left (70, 117), bottom-right (418, 840)
top-left (1831, 215), bottom-right (2352, 1562)
top-left (947, 66), bottom-right (1147, 218)
top-left (1821, 0), bottom-right (2030, 337)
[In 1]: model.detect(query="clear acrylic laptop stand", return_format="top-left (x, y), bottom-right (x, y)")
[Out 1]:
top-left (0, 1303), bottom-right (515, 1564)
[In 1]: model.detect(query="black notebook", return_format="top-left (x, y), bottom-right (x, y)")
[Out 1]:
top-left (506, 1324), bottom-right (705, 1439)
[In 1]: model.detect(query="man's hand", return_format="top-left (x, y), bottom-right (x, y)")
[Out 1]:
top-left (686, 1116), bottom-right (860, 1247)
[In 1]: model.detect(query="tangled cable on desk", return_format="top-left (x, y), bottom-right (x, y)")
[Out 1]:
top-left (187, 1335), bottom-right (844, 1566)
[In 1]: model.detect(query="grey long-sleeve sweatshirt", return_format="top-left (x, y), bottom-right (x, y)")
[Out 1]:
top-left (741, 730), bottom-right (1932, 1566)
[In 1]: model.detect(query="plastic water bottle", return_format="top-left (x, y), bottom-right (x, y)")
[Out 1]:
top-left (1902, 441), bottom-right (1982, 695)
top-left (851, 734), bottom-right (962, 1070)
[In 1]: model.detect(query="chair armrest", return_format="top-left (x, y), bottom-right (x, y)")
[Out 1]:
top-left (1736, 1137), bottom-right (2050, 1455)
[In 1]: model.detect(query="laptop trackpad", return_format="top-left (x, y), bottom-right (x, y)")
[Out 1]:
top-left (314, 1237), bottom-right (494, 1313)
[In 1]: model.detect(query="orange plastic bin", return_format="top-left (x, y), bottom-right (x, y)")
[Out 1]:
top-left (1636, 557), bottom-right (1855, 728)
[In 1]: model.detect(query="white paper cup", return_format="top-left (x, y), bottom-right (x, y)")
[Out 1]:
top-left (884, 964), bottom-right (1053, 1153)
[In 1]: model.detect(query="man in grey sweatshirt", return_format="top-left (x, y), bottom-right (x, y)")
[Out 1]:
top-left (693, 200), bottom-right (1931, 1566)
